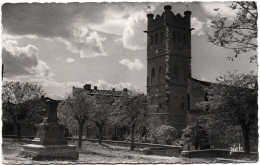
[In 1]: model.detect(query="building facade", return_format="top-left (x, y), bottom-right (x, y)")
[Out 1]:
top-left (146, 5), bottom-right (209, 132)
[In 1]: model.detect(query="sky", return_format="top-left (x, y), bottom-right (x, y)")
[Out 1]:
top-left (1, 2), bottom-right (257, 99)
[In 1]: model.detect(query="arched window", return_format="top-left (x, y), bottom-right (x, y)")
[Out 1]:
top-left (182, 67), bottom-right (186, 82)
top-left (187, 94), bottom-right (190, 111)
top-left (151, 35), bottom-right (153, 45)
top-left (172, 32), bottom-right (176, 42)
top-left (152, 68), bottom-right (155, 78)
top-left (178, 32), bottom-right (181, 43)
top-left (181, 97), bottom-right (185, 110)
top-left (173, 96), bottom-right (178, 111)
top-left (183, 34), bottom-right (187, 43)
top-left (155, 33), bottom-right (159, 44)
top-left (160, 31), bottom-right (163, 42)
top-left (158, 67), bottom-right (162, 84)
top-left (174, 66), bottom-right (178, 80)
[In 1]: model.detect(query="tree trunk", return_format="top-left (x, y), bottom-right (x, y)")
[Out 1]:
top-left (78, 123), bottom-right (84, 148)
top-left (241, 123), bottom-right (251, 158)
top-left (98, 126), bottom-right (103, 145)
top-left (131, 124), bottom-right (135, 151)
top-left (16, 124), bottom-right (22, 141)
top-left (194, 143), bottom-right (198, 150)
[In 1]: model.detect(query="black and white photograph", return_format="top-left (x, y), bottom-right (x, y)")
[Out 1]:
top-left (1, 1), bottom-right (258, 163)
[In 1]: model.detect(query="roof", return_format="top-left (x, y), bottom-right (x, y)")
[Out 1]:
top-left (190, 78), bottom-right (212, 86)
top-left (73, 87), bottom-right (127, 97)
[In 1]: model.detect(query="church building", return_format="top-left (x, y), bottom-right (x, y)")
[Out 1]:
top-left (146, 5), bottom-right (210, 132)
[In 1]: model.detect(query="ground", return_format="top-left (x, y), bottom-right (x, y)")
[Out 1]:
top-left (2, 138), bottom-right (216, 164)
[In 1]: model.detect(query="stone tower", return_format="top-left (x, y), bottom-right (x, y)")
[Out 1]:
top-left (146, 5), bottom-right (192, 132)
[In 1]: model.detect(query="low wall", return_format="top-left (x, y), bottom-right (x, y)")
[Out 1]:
top-left (181, 149), bottom-right (258, 160)
top-left (87, 139), bottom-right (182, 157)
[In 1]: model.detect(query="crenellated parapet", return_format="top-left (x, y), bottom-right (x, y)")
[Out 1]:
top-left (147, 5), bottom-right (191, 32)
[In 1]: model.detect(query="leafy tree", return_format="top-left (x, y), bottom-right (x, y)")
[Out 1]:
top-left (198, 71), bottom-right (257, 158)
top-left (58, 90), bottom-right (96, 148)
top-left (115, 92), bottom-right (153, 151)
top-left (89, 94), bottom-right (116, 145)
top-left (2, 82), bottom-right (45, 140)
top-left (150, 125), bottom-right (178, 145)
top-left (198, 114), bottom-right (243, 148)
top-left (181, 123), bottom-right (209, 150)
top-left (208, 2), bottom-right (257, 63)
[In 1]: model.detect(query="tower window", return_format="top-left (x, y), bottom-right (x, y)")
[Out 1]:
top-left (173, 96), bottom-right (178, 111)
top-left (183, 67), bottom-right (186, 82)
top-left (158, 67), bottom-right (162, 84)
top-left (181, 97), bottom-right (185, 110)
top-left (151, 35), bottom-right (153, 45)
top-left (178, 33), bottom-right (181, 43)
top-left (152, 68), bottom-right (155, 78)
top-left (172, 32), bottom-right (176, 42)
top-left (174, 66), bottom-right (178, 80)
top-left (187, 94), bottom-right (190, 111)
top-left (183, 34), bottom-right (187, 43)
top-left (155, 33), bottom-right (159, 44)
top-left (160, 31), bottom-right (163, 42)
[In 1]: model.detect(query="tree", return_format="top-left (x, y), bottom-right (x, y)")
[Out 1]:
top-left (198, 113), bottom-right (243, 148)
top-left (115, 92), bottom-right (152, 151)
top-left (208, 2), bottom-right (257, 63)
top-left (58, 90), bottom-right (96, 148)
top-left (2, 82), bottom-right (45, 140)
top-left (181, 123), bottom-right (209, 150)
top-left (89, 94), bottom-right (116, 145)
top-left (198, 71), bottom-right (257, 158)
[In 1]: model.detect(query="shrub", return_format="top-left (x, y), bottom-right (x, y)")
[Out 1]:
top-left (150, 125), bottom-right (178, 145)
top-left (181, 123), bottom-right (209, 150)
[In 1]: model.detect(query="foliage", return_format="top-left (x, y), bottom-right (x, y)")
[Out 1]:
top-left (58, 90), bottom-right (96, 148)
top-left (114, 92), bottom-right (156, 150)
top-left (2, 82), bottom-right (45, 140)
top-left (150, 125), bottom-right (178, 145)
top-left (88, 94), bottom-right (116, 144)
top-left (181, 122), bottom-right (209, 150)
top-left (197, 71), bottom-right (257, 157)
top-left (198, 115), bottom-right (243, 147)
top-left (208, 2), bottom-right (257, 63)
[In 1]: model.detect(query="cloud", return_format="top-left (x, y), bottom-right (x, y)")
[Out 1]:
top-left (2, 3), bottom-right (107, 58)
top-left (45, 93), bottom-right (66, 100)
top-left (87, 79), bottom-right (139, 91)
top-left (191, 17), bottom-right (204, 36)
top-left (41, 80), bottom-right (84, 88)
top-left (121, 11), bottom-right (147, 50)
top-left (119, 59), bottom-right (144, 71)
top-left (200, 2), bottom-right (236, 18)
top-left (200, 77), bottom-right (209, 82)
top-left (61, 25), bottom-right (106, 58)
top-left (206, 18), bottom-right (213, 28)
top-left (2, 38), bottom-right (53, 79)
top-left (66, 58), bottom-right (75, 63)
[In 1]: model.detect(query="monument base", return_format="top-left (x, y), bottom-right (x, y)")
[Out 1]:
top-left (21, 144), bottom-right (79, 160)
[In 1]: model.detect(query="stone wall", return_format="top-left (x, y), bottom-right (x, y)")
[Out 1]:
top-left (87, 139), bottom-right (182, 157)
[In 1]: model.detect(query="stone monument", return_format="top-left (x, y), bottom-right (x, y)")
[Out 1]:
top-left (21, 99), bottom-right (79, 160)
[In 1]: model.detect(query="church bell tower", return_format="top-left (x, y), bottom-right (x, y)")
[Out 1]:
top-left (146, 5), bottom-right (192, 132)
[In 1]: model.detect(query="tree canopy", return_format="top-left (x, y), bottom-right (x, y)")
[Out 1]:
top-left (114, 92), bottom-right (155, 150)
top-left (58, 90), bottom-right (96, 148)
top-left (88, 94), bottom-right (116, 144)
top-left (197, 71), bottom-right (257, 158)
top-left (2, 82), bottom-right (45, 140)
top-left (208, 2), bottom-right (257, 63)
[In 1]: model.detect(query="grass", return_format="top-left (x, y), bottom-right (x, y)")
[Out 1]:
top-left (2, 138), bottom-right (216, 164)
